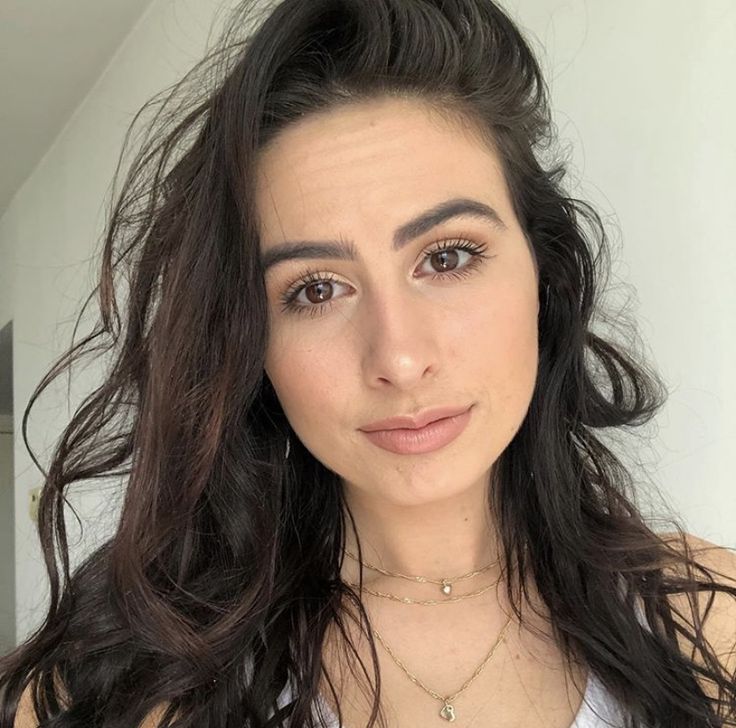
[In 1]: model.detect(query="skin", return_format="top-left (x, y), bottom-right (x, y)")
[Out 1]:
top-left (257, 95), bottom-right (540, 587)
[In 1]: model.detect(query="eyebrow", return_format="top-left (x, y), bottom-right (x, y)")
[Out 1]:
top-left (260, 197), bottom-right (507, 273)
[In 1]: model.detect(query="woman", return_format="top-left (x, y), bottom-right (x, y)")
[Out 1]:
top-left (3, 0), bottom-right (736, 726)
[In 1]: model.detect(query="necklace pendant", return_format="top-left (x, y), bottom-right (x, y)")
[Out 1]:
top-left (439, 702), bottom-right (456, 721)
top-left (441, 580), bottom-right (452, 596)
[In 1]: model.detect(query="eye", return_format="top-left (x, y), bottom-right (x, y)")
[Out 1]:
top-left (278, 238), bottom-right (492, 318)
top-left (417, 238), bottom-right (490, 278)
top-left (279, 270), bottom-right (347, 319)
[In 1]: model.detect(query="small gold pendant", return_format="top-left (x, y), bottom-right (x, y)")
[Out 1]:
top-left (440, 702), bottom-right (456, 721)
top-left (441, 580), bottom-right (452, 596)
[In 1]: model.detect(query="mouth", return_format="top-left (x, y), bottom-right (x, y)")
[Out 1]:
top-left (359, 404), bottom-right (472, 432)
top-left (359, 405), bottom-right (473, 455)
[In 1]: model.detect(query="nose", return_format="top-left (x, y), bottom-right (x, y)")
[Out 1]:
top-left (359, 285), bottom-right (439, 389)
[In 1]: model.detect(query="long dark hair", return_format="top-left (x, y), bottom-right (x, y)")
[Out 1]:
top-left (1, 0), bottom-right (735, 726)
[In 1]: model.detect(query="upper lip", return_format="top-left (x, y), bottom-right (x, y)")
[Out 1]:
top-left (359, 404), bottom-right (471, 432)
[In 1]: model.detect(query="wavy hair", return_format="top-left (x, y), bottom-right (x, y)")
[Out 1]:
top-left (1, 0), bottom-right (735, 726)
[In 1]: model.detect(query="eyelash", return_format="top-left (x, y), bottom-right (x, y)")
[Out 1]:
top-left (278, 238), bottom-right (493, 318)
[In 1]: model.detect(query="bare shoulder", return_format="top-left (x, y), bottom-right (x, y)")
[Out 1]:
top-left (12, 673), bottom-right (172, 728)
top-left (13, 682), bottom-right (38, 728)
top-left (137, 704), bottom-right (174, 728)
top-left (661, 531), bottom-right (736, 678)
top-left (13, 668), bottom-right (71, 728)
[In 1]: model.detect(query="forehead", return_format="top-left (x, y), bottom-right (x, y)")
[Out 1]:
top-left (255, 97), bottom-right (513, 244)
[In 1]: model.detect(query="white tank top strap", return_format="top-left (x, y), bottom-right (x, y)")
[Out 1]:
top-left (570, 669), bottom-right (628, 727)
top-left (570, 574), bottom-right (651, 727)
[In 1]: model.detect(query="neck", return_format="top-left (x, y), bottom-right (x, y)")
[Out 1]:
top-left (338, 476), bottom-right (502, 590)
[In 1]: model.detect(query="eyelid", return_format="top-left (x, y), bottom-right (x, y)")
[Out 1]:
top-left (280, 236), bottom-right (487, 286)
top-left (278, 239), bottom-right (466, 295)
top-left (277, 236), bottom-right (492, 316)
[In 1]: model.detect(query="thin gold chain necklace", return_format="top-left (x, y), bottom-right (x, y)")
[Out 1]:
top-left (344, 578), bottom-right (500, 605)
top-left (371, 615), bottom-right (513, 721)
top-left (343, 547), bottom-right (499, 596)
top-left (340, 547), bottom-right (510, 720)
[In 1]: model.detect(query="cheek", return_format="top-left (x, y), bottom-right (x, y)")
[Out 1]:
top-left (458, 280), bottom-right (539, 414)
top-left (265, 342), bottom-right (358, 471)
top-left (265, 338), bottom-right (349, 430)
top-left (453, 275), bottom-right (538, 358)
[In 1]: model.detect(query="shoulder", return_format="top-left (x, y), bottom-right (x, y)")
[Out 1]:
top-left (13, 683), bottom-right (37, 728)
top-left (660, 531), bottom-right (736, 679)
top-left (13, 669), bottom-right (72, 728)
top-left (13, 675), bottom-right (172, 728)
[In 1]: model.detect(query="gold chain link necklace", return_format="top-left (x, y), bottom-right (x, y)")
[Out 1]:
top-left (340, 547), bottom-right (510, 720)
top-left (344, 547), bottom-right (499, 596)
top-left (343, 578), bottom-right (499, 605)
top-left (371, 615), bottom-right (512, 721)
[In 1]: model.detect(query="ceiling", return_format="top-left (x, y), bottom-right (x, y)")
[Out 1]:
top-left (0, 0), bottom-right (154, 217)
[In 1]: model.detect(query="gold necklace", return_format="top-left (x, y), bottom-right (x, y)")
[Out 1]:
top-left (340, 546), bottom-right (510, 719)
top-left (372, 615), bottom-right (513, 722)
top-left (343, 547), bottom-right (499, 596)
top-left (344, 578), bottom-right (501, 605)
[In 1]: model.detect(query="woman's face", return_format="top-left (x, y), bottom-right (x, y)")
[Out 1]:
top-left (256, 96), bottom-right (540, 507)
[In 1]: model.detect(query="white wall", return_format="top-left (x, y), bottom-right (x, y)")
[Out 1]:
top-left (0, 0), bottom-right (734, 645)
top-left (1, 0), bottom-right (230, 645)
top-left (507, 0), bottom-right (736, 547)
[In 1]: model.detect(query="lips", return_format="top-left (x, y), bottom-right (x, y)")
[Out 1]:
top-left (359, 404), bottom-right (472, 432)
top-left (359, 405), bottom-right (474, 455)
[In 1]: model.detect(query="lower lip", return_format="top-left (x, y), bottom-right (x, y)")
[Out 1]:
top-left (360, 406), bottom-right (473, 455)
